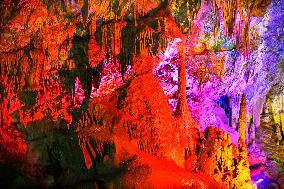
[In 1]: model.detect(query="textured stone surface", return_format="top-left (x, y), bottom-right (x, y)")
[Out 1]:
top-left (197, 126), bottom-right (254, 189)
top-left (0, 0), bottom-right (281, 188)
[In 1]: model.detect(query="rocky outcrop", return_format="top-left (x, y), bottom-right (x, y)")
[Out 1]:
top-left (197, 126), bottom-right (254, 189)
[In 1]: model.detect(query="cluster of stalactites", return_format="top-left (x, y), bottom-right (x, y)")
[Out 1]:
top-left (211, 0), bottom-right (271, 57)
top-left (100, 20), bottom-right (171, 70)
top-left (0, 45), bottom-right (73, 129)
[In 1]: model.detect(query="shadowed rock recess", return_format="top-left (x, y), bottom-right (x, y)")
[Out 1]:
top-left (0, 0), bottom-right (283, 188)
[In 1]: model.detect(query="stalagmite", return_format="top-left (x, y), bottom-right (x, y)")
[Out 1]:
top-left (175, 42), bottom-right (189, 122)
top-left (238, 94), bottom-right (247, 151)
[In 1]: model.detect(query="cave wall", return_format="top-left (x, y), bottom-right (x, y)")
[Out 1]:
top-left (0, 0), bottom-right (283, 188)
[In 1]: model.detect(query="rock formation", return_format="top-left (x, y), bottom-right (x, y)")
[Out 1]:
top-left (0, 0), bottom-right (283, 188)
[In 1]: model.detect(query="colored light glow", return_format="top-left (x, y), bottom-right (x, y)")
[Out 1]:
top-left (0, 0), bottom-right (283, 188)
top-left (255, 178), bottom-right (264, 184)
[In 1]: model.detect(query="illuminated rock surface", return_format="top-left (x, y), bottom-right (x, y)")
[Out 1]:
top-left (0, 0), bottom-right (283, 188)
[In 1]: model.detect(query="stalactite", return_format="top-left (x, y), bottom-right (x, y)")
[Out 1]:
top-left (211, 0), bottom-right (254, 56)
